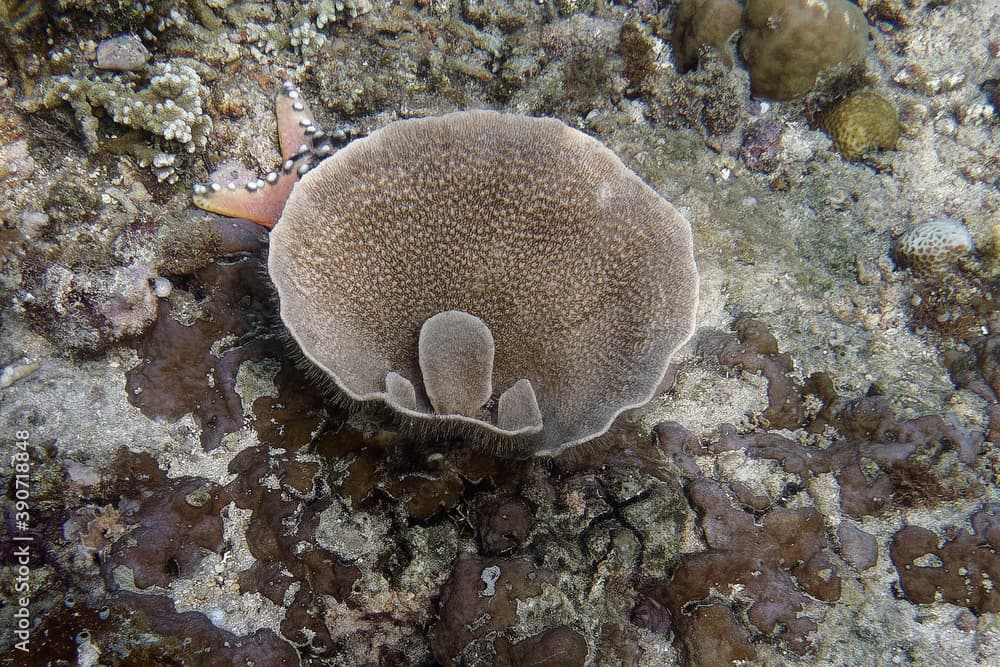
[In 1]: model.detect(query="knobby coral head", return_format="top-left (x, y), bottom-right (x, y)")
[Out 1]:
top-left (196, 96), bottom-right (699, 457)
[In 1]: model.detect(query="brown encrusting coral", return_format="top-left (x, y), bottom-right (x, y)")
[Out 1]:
top-left (698, 315), bottom-right (814, 429)
top-left (6, 302), bottom-right (997, 666)
top-left (891, 505), bottom-right (1000, 614)
top-left (648, 316), bottom-right (989, 664)
top-left (104, 452), bottom-right (227, 589)
top-left (429, 554), bottom-right (557, 665)
top-left (650, 476), bottom-right (842, 656)
top-left (124, 259), bottom-right (276, 450)
top-left (945, 334), bottom-right (1000, 402)
top-left (29, 591), bottom-right (299, 667)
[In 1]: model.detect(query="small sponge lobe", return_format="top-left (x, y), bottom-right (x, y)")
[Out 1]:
top-left (498, 379), bottom-right (543, 432)
top-left (419, 310), bottom-right (495, 417)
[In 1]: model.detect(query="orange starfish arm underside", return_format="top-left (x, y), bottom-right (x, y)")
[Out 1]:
top-left (192, 154), bottom-right (309, 229)
top-left (192, 82), bottom-right (331, 229)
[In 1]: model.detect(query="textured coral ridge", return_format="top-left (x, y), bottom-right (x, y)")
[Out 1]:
top-left (894, 217), bottom-right (976, 276)
top-left (820, 91), bottom-right (901, 161)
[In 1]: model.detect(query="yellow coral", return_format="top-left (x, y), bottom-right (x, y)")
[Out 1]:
top-left (821, 91), bottom-right (901, 160)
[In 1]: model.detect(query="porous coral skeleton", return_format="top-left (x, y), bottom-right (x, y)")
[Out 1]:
top-left (192, 81), bottom-right (336, 228)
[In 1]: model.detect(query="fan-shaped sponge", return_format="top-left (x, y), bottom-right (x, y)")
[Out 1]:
top-left (269, 111), bottom-right (699, 456)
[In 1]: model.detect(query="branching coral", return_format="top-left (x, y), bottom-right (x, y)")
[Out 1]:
top-left (24, 61), bottom-right (212, 152)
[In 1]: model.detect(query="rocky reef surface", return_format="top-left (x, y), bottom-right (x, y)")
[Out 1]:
top-left (1, 1), bottom-right (998, 665)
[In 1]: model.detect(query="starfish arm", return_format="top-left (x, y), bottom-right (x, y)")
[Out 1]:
top-left (192, 83), bottom-right (336, 229)
top-left (192, 154), bottom-right (311, 229)
top-left (276, 81), bottom-right (321, 161)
